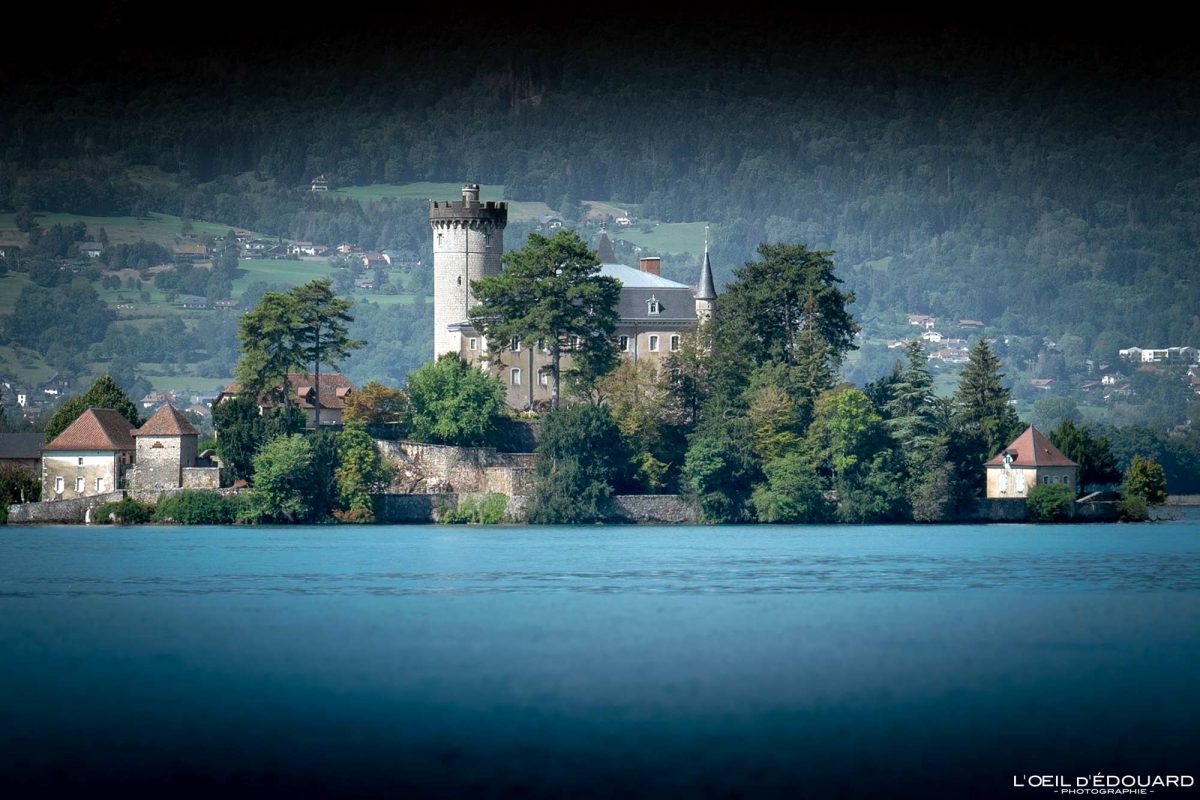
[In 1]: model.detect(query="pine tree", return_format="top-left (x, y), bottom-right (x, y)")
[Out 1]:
top-left (290, 279), bottom-right (363, 428)
top-left (469, 230), bottom-right (620, 409)
top-left (952, 339), bottom-right (1021, 464)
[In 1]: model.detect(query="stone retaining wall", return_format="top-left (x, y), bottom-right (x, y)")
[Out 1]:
top-left (8, 492), bottom-right (125, 524)
top-left (376, 440), bottom-right (535, 495)
top-left (603, 495), bottom-right (699, 524)
top-left (8, 487), bottom-right (243, 524)
top-left (970, 498), bottom-right (1029, 522)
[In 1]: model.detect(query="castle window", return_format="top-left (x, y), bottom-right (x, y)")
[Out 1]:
top-left (670, 335), bottom-right (681, 352)
top-left (619, 335), bottom-right (630, 352)
top-left (511, 337), bottom-right (521, 352)
top-left (649, 335), bottom-right (660, 352)
top-left (55, 477), bottom-right (63, 494)
top-left (75, 477), bottom-right (85, 493)
top-left (647, 295), bottom-right (661, 315)
top-left (437, 233), bottom-right (443, 245)
top-left (96, 477), bottom-right (104, 492)
top-left (539, 370), bottom-right (549, 386)
top-left (469, 337), bottom-right (478, 351)
top-left (78, 457), bottom-right (84, 466)
top-left (457, 276), bottom-right (462, 286)
top-left (510, 368), bottom-right (522, 386)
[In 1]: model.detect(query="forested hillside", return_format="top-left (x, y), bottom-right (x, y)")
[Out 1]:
top-left (1, 9), bottom-right (1198, 425)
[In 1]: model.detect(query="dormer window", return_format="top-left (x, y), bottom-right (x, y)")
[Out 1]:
top-left (647, 295), bottom-right (661, 316)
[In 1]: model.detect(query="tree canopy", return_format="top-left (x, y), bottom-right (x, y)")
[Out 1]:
top-left (469, 230), bottom-right (620, 408)
top-left (406, 354), bottom-right (506, 446)
top-left (43, 375), bottom-right (140, 443)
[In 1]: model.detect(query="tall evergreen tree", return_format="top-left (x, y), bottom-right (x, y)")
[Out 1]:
top-left (470, 230), bottom-right (620, 409)
top-left (715, 243), bottom-right (858, 392)
top-left (951, 339), bottom-right (1022, 478)
top-left (289, 279), bottom-right (363, 428)
top-left (235, 291), bottom-right (304, 411)
top-left (1050, 419), bottom-right (1121, 494)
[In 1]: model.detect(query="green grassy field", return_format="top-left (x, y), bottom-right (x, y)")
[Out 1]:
top-left (141, 375), bottom-right (231, 393)
top-left (332, 182), bottom-right (506, 203)
top-left (607, 221), bottom-right (710, 256)
top-left (232, 258), bottom-right (333, 292)
top-left (0, 273), bottom-right (33, 315)
top-left (347, 293), bottom-right (426, 307)
top-left (0, 345), bottom-right (56, 385)
top-left (0, 212), bottom-right (248, 249)
top-left (331, 181), bottom-right (554, 223)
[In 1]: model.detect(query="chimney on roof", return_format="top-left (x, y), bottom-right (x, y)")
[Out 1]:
top-left (639, 256), bottom-right (661, 276)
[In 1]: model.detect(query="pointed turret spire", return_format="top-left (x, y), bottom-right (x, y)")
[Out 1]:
top-left (596, 229), bottom-right (617, 264)
top-left (695, 227), bottom-right (716, 301)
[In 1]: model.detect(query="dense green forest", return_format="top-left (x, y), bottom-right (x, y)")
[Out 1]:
top-left (1, 12), bottom-right (1198, 429)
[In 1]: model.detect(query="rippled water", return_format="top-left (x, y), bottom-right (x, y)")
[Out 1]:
top-left (2, 518), bottom-right (1198, 798)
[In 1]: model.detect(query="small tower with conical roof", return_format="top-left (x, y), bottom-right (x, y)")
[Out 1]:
top-left (429, 184), bottom-right (508, 358)
top-left (695, 226), bottom-right (716, 322)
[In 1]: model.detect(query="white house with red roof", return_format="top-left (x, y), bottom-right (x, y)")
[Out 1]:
top-left (40, 408), bottom-right (136, 499)
top-left (985, 426), bottom-right (1079, 499)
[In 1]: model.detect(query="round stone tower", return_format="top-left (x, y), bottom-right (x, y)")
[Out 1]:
top-left (429, 184), bottom-right (508, 358)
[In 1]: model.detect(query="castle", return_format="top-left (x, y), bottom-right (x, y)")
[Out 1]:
top-left (430, 185), bottom-right (716, 409)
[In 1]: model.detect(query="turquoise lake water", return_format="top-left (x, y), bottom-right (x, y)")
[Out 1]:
top-left (1, 518), bottom-right (1198, 798)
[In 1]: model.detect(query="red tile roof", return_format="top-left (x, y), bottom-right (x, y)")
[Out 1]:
top-left (219, 373), bottom-right (354, 411)
top-left (43, 408), bottom-right (137, 452)
top-left (134, 403), bottom-right (199, 437)
top-left (986, 426), bottom-right (1077, 468)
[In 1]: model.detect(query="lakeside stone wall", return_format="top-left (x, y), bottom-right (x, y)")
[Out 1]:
top-left (372, 492), bottom-right (698, 524)
top-left (603, 495), bottom-right (699, 524)
top-left (375, 440), bottom-right (536, 495)
top-left (8, 487), bottom-right (242, 524)
top-left (8, 492), bottom-right (125, 524)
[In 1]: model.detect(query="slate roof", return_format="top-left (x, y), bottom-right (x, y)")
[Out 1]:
top-left (600, 263), bottom-right (698, 324)
top-left (985, 426), bottom-right (1077, 468)
top-left (0, 432), bottom-right (43, 460)
top-left (43, 408), bottom-right (137, 452)
top-left (220, 373), bottom-right (355, 411)
top-left (134, 403), bottom-right (199, 437)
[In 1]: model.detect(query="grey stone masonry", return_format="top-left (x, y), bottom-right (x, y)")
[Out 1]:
top-left (376, 440), bottom-right (535, 495)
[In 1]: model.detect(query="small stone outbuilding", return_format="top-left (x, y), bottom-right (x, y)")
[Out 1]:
top-left (40, 408), bottom-right (136, 500)
top-left (126, 403), bottom-right (218, 491)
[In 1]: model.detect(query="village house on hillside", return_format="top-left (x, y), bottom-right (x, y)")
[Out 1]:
top-left (216, 373), bottom-right (355, 428)
top-left (40, 409), bottom-right (136, 500)
top-left (985, 426), bottom-right (1078, 499)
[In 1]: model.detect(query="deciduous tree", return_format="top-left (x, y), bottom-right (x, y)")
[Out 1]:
top-left (43, 375), bottom-right (140, 443)
top-left (1123, 454), bottom-right (1168, 506)
top-left (406, 354), bottom-right (506, 446)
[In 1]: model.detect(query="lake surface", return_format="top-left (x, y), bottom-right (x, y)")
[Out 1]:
top-left (1, 518), bottom-right (1198, 798)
